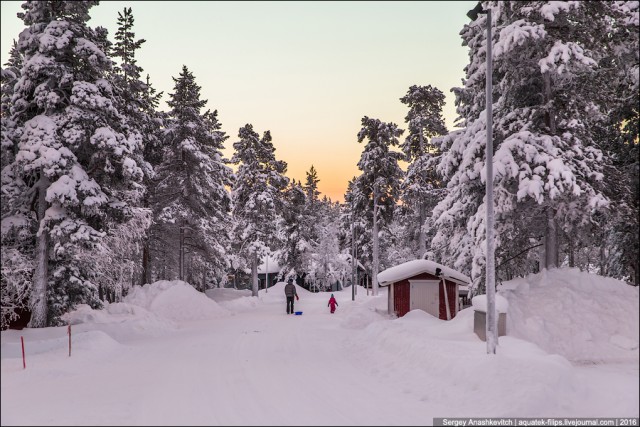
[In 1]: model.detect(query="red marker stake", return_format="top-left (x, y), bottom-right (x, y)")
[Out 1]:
top-left (21, 336), bottom-right (26, 369)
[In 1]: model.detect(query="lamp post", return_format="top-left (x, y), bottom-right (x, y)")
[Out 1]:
top-left (467, 1), bottom-right (497, 354)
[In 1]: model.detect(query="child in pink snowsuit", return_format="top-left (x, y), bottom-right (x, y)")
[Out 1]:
top-left (328, 294), bottom-right (338, 314)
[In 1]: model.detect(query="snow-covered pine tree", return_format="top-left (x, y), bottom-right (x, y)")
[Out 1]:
top-left (308, 199), bottom-right (346, 291)
top-left (356, 116), bottom-right (404, 296)
top-left (277, 179), bottom-right (309, 281)
top-left (1, 40), bottom-right (22, 170)
top-left (5, 1), bottom-right (147, 326)
top-left (1, 40), bottom-right (24, 220)
top-left (109, 6), bottom-right (163, 288)
top-left (431, 1), bottom-right (632, 288)
top-left (341, 176), bottom-right (370, 279)
top-left (585, 1), bottom-right (639, 284)
top-left (231, 124), bottom-right (289, 297)
top-left (379, 214), bottom-right (416, 268)
top-left (1, 40), bottom-right (25, 222)
top-left (112, 8), bottom-right (145, 99)
top-left (298, 165), bottom-right (323, 280)
top-left (153, 65), bottom-right (233, 289)
top-left (304, 165), bottom-right (320, 207)
top-left (0, 39), bottom-right (33, 329)
top-left (399, 84), bottom-right (448, 258)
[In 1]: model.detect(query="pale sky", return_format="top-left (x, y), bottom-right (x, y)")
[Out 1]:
top-left (1, 1), bottom-right (474, 202)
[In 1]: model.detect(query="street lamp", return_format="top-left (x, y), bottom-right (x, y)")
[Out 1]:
top-left (467, 1), bottom-right (497, 354)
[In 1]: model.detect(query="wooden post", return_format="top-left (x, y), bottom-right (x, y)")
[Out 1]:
top-left (21, 336), bottom-right (26, 369)
top-left (68, 324), bottom-right (71, 357)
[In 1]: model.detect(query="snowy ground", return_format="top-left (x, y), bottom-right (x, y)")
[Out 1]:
top-left (1, 269), bottom-right (638, 426)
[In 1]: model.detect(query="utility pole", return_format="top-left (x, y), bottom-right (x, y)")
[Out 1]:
top-left (467, 2), bottom-right (497, 354)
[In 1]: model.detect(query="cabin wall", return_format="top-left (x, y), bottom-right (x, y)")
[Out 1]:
top-left (391, 274), bottom-right (460, 320)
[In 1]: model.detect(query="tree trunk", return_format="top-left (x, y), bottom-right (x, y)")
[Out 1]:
top-left (141, 240), bottom-right (150, 285)
top-left (418, 202), bottom-right (426, 258)
top-left (179, 220), bottom-right (184, 281)
top-left (568, 233), bottom-right (575, 268)
top-left (251, 253), bottom-right (259, 297)
top-left (417, 130), bottom-right (427, 258)
top-left (28, 176), bottom-right (50, 328)
top-left (543, 71), bottom-right (559, 270)
top-left (141, 190), bottom-right (151, 286)
top-left (544, 206), bottom-right (558, 269)
top-left (323, 257), bottom-right (328, 292)
top-left (372, 187), bottom-right (379, 296)
top-left (599, 230), bottom-right (606, 276)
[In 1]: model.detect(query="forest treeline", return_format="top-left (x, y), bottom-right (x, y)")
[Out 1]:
top-left (1, 1), bottom-right (637, 328)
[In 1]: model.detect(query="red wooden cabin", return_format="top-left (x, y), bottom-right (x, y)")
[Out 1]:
top-left (378, 260), bottom-right (470, 319)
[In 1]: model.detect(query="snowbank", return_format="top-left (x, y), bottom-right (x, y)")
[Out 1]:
top-left (61, 302), bottom-right (178, 341)
top-left (347, 305), bottom-right (586, 418)
top-left (339, 288), bottom-right (390, 329)
top-left (1, 270), bottom-right (638, 424)
top-left (54, 280), bottom-right (232, 342)
top-left (499, 268), bottom-right (639, 363)
top-left (124, 280), bottom-right (230, 322)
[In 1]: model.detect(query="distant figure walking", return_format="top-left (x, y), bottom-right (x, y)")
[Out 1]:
top-left (284, 278), bottom-right (299, 314)
top-left (328, 294), bottom-right (338, 314)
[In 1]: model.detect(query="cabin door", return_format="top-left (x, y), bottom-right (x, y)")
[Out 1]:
top-left (393, 282), bottom-right (410, 317)
top-left (409, 280), bottom-right (440, 317)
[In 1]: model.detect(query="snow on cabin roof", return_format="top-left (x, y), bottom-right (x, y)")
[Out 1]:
top-left (377, 259), bottom-right (470, 286)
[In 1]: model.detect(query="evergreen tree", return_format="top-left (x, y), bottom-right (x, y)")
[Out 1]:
top-left (341, 175), bottom-right (371, 278)
top-left (1, 39), bottom-right (32, 329)
top-left (277, 179), bottom-right (310, 280)
top-left (112, 8), bottom-right (145, 95)
top-left (304, 165), bottom-right (320, 207)
top-left (231, 124), bottom-right (289, 297)
top-left (588, 1), bottom-right (639, 284)
top-left (356, 116), bottom-right (404, 295)
top-left (431, 1), bottom-right (636, 288)
top-left (399, 84), bottom-right (448, 258)
top-left (380, 213), bottom-right (416, 268)
top-left (153, 65), bottom-right (233, 288)
top-left (307, 200), bottom-right (346, 291)
top-left (296, 164), bottom-right (323, 282)
top-left (4, 0), bottom-right (147, 326)
top-left (109, 6), bottom-right (163, 287)
top-left (1, 40), bottom-right (22, 170)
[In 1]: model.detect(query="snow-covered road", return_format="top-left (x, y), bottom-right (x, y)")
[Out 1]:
top-left (1, 279), bottom-right (638, 426)
top-left (1, 286), bottom-right (432, 426)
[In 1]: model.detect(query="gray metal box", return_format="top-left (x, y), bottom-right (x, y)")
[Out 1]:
top-left (474, 310), bottom-right (506, 341)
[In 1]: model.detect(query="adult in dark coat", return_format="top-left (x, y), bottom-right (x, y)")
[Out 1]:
top-left (284, 278), bottom-right (299, 314)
